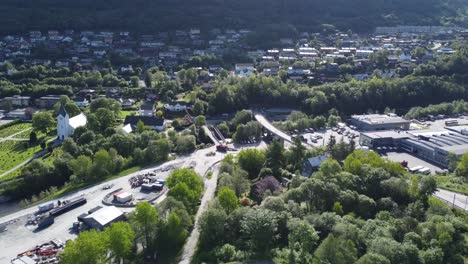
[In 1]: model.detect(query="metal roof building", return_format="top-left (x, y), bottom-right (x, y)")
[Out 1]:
top-left (82, 206), bottom-right (125, 230)
top-left (351, 114), bottom-right (411, 131)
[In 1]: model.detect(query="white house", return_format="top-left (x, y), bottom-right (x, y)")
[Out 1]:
top-left (57, 105), bottom-right (87, 140)
top-left (73, 97), bottom-right (89, 107)
top-left (163, 101), bottom-right (190, 112)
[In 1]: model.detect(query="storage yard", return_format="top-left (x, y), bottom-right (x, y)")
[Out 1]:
top-left (0, 145), bottom-right (230, 263)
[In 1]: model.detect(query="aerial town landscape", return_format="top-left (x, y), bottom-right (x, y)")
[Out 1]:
top-left (0, 0), bottom-right (467, 263)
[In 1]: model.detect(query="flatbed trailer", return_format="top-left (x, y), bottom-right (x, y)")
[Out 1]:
top-left (49, 197), bottom-right (87, 217)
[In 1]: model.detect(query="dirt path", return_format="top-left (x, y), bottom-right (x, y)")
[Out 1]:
top-left (0, 127), bottom-right (32, 143)
top-left (179, 164), bottom-right (220, 264)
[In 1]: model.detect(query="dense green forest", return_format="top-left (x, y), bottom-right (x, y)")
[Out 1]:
top-left (0, 0), bottom-right (467, 34)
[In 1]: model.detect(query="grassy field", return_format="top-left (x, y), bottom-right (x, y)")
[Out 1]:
top-left (435, 175), bottom-right (468, 195)
top-left (119, 110), bottom-right (137, 119)
top-left (13, 129), bottom-right (57, 141)
top-left (0, 140), bottom-right (42, 175)
top-left (0, 123), bottom-right (32, 138)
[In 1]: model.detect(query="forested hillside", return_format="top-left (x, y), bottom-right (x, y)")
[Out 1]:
top-left (0, 0), bottom-right (467, 34)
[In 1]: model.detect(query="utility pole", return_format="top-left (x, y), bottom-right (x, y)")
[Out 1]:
top-left (452, 194), bottom-right (456, 208)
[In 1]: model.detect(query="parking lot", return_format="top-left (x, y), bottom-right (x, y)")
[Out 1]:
top-left (285, 124), bottom-right (361, 149)
top-left (384, 151), bottom-right (444, 174)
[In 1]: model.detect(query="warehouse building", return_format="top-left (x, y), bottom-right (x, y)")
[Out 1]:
top-left (81, 206), bottom-right (125, 230)
top-left (350, 114), bottom-right (411, 131)
top-left (359, 130), bottom-right (410, 148)
top-left (360, 129), bottom-right (468, 168)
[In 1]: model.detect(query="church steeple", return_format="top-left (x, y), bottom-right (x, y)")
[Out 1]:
top-left (58, 104), bottom-right (68, 117)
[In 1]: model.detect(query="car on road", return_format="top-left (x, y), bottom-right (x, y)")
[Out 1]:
top-left (102, 184), bottom-right (114, 190)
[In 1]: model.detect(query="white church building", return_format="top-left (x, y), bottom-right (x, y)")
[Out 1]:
top-left (57, 105), bottom-right (87, 140)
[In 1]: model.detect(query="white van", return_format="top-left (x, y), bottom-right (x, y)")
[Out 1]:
top-left (409, 166), bottom-right (424, 173)
top-left (418, 167), bottom-right (431, 175)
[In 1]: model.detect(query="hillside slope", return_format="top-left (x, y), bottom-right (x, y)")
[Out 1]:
top-left (0, 0), bottom-right (467, 33)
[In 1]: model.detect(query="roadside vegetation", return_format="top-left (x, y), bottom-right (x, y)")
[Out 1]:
top-left (193, 143), bottom-right (467, 263)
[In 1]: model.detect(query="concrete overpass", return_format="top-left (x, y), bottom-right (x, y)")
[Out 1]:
top-left (202, 125), bottom-right (226, 145)
top-left (254, 113), bottom-right (293, 143)
top-left (202, 126), bottom-right (220, 145)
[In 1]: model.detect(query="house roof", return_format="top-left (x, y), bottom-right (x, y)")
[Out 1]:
top-left (124, 115), bottom-right (165, 127)
top-left (122, 123), bottom-right (133, 133)
top-left (69, 113), bottom-right (87, 128)
top-left (166, 101), bottom-right (189, 106)
top-left (139, 103), bottom-right (154, 111)
top-left (305, 155), bottom-right (328, 167)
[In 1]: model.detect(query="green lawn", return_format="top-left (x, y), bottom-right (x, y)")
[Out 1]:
top-left (0, 140), bottom-right (42, 175)
top-left (13, 129), bottom-right (55, 140)
top-left (0, 123), bottom-right (32, 138)
top-left (119, 110), bottom-right (137, 119)
top-left (435, 175), bottom-right (468, 195)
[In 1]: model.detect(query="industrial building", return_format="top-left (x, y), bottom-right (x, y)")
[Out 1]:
top-left (350, 114), bottom-right (411, 131)
top-left (80, 206), bottom-right (125, 230)
top-left (360, 129), bottom-right (468, 168)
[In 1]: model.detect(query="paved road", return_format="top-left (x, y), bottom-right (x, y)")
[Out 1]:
top-left (433, 188), bottom-right (468, 212)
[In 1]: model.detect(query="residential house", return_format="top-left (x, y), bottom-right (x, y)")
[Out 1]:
top-left (301, 156), bottom-right (328, 176)
top-left (73, 97), bottom-right (89, 107)
top-left (139, 103), bottom-right (155, 116)
top-left (123, 116), bottom-right (166, 132)
top-left (6, 108), bottom-right (37, 120)
top-left (119, 98), bottom-right (136, 108)
top-left (2, 95), bottom-right (31, 107)
top-left (35, 96), bottom-right (61, 109)
top-left (163, 101), bottom-right (190, 112)
top-left (235, 63), bottom-right (255, 77)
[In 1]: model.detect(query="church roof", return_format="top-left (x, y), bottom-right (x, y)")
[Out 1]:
top-left (69, 113), bottom-right (87, 129)
top-left (58, 104), bottom-right (68, 117)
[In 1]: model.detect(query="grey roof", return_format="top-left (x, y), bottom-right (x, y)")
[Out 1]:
top-left (305, 155), bottom-right (328, 167)
top-left (361, 130), bottom-right (410, 139)
top-left (139, 103), bottom-right (154, 111)
top-left (124, 115), bottom-right (165, 127)
top-left (352, 114), bottom-right (409, 125)
top-left (439, 144), bottom-right (468, 155)
top-left (58, 104), bottom-right (68, 117)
